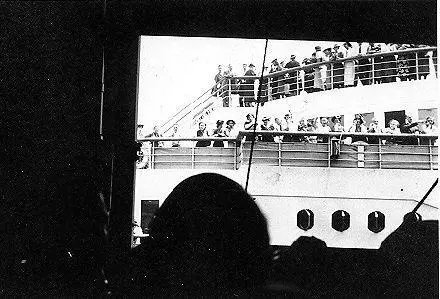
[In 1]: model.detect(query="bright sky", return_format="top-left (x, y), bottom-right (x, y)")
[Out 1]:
top-left (137, 36), bottom-right (351, 132)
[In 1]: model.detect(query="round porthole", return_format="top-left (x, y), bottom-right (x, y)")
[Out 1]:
top-left (297, 209), bottom-right (314, 231)
top-left (332, 210), bottom-right (350, 232)
top-left (368, 211), bottom-right (385, 233)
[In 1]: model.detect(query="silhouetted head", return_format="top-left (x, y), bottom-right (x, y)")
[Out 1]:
top-left (148, 173), bottom-right (270, 296)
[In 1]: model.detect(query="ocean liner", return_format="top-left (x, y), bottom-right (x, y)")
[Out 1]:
top-left (134, 45), bottom-right (438, 249)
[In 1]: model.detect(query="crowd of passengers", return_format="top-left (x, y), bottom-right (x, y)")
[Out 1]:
top-left (139, 113), bottom-right (437, 149)
top-left (213, 43), bottom-right (437, 106)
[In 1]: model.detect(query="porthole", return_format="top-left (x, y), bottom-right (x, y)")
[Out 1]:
top-left (332, 210), bottom-right (350, 232)
top-left (297, 209), bottom-right (314, 231)
top-left (368, 211), bottom-right (385, 233)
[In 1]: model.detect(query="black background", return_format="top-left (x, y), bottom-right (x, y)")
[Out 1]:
top-left (1, 0), bottom-right (437, 278)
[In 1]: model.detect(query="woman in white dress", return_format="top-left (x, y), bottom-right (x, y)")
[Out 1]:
top-left (342, 42), bottom-right (356, 86)
top-left (313, 46), bottom-right (324, 91)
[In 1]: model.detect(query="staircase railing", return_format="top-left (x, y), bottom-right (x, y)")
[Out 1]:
top-left (159, 78), bottom-right (229, 135)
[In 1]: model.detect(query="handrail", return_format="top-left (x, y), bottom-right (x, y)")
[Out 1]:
top-left (139, 132), bottom-right (438, 171)
top-left (159, 77), bottom-right (230, 134)
top-left (140, 131), bottom-right (438, 143)
top-left (154, 47), bottom-right (437, 135)
top-left (138, 137), bottom-right (236, 143)
top-left (233, 46), bottom-right (438, 80)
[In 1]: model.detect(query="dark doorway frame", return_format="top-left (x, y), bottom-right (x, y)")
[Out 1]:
top-left (103, 0), bottom-right (437, 257)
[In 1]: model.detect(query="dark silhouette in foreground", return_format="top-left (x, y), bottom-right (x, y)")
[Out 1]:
top-left (113, 173), bottom-right (270, 297)
top-left (9, 156), bottom-right (111, 297)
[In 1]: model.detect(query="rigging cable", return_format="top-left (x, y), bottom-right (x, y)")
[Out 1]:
top-left (411, 178), bottom-right (438, 214)
top-left (245, 39), bottom-right (269, 192)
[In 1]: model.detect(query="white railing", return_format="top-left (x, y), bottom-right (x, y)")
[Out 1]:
top-left (138, 132), bottom-right (438, 170)
top-left (220, 47), bottom-right (438, 104)
top-left (156, 47), bottom-right (437, 132)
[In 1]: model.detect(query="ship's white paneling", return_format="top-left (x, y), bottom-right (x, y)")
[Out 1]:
top-left (255, 196), bottom-right (437, 249)
top-left (134, 167), bottom-right (438, 249)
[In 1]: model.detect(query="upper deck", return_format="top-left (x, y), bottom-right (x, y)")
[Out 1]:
top-left (158, 46), bottom-right (438, 136)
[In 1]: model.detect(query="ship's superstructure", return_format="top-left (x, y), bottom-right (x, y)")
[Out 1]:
top-left (135, 46), bottom-right (438, 249)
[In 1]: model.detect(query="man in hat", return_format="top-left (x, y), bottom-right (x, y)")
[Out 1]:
top-left (213, 64), bottom-right (225, 96)
top-left (260, 117), bottom-right (275, 142)
top-left (238, 64), bottom-right (248, 107)
top-left (342, 42), bottom-right (356, 87)
top-left (313, 46), bottom-right (324, 91)
top-left (242, 63), bottom-right (256, 107)
top-left (284, 54), bottom-right (301, 95)
top-left (331, 44), bottom-right (344, 88)
top-left (323, 48), bottom-right (333, 90)
top-left (145, 125), bottom-right (164, 148)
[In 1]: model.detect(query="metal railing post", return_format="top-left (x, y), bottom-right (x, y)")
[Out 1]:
top-left (330, 63), bottom-right (333, 90)
top-left (278, 142), bottom-right (281, 167)
top-left (151, 144), bottom-right (155, 169)
top-left (371, 59), bottom-right (375, 84)
top-left (357, 145), bottom-right (365, 168)
top-left (296, 72), bottom-right (299, 95)
top-left (191, 146), bottom-right (195, 169)
top-left (228, 79), bottom-right (231, 107)
top-left (378, 138), bottom-right (382, 169)
top-left (233, 141), bottom-right (237, 170)
top-left (429, 138), bottom-right (433, 170)
top-left (328, 137), bottom-right (331, 167)
top-left (415, 51), bottom-right (419, 80)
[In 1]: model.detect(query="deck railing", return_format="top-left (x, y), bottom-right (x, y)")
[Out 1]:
top-left (216, 47), bottom-right (438, 105)
top-left (156, 47), bottom-right (437, 133)
top-left (139, 132), bottom-right (438, 170)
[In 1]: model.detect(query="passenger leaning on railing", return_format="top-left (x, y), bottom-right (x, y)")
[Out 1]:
top-left (224, 119), bottom-right (237, 138)
top-left (346, 115), bottom-right (368, 145)
top-left (195, 121), bottom-right (211, 147)
top-left (242, 63), bottom-right (257, 107)
top-left (282, 113), bottom-right (296, 142)
top-left (315, 117), bottom-right (331, 143)
top-left (244, 113), bottom-right (257, 130)
top-left (212, 65), bottom-right (225, 96)
top-left (367, 117), bottom-right (383, 144)
top-left (169, 124), bottom-right (181, 147)
top-left (269, 59), bottom-right (283, 99)
top-left (383, 119), bottom-right (401, 144)
top-left (420, 116), bottom-right (437, 134)
top-left (145, 125), bottom-right (164, 148)
top-left (305, 119), bottom-right (318, 143)
top-left (313, 46), bottom-right (324, 91)
top-left (332, 116), bottom-right (345, 132)
top-left (400, 115), bottom-right (420, 145)
top-left (284, 54), bottom-right (301, 96)
top-left (260, 117), bottom-right (275, 142)
top-left (212, 120), bottom-right (226, 147)
top-left (323, 48), bottom-right (333, 90)
top-left (331, 44), bottom-right (345, 89)
top-left (396, 44), bottom-right (412, 81)
top-left (342, 42), bottom-right (356, 87)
